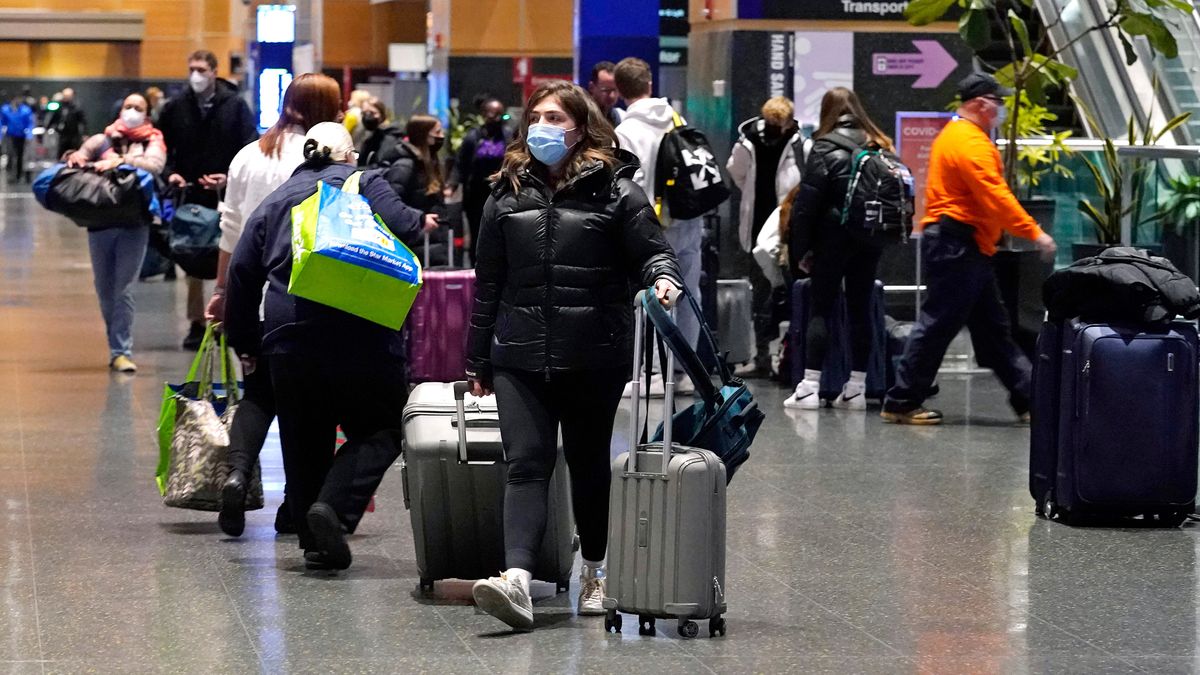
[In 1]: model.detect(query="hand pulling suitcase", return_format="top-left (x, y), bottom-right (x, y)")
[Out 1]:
top-left (1031, 319), bottom-right (1199, 526)
top-left (716, 278), bottom-right (755, 365)
top-left (400, 381), bottom-right (575, 592)
top-left (604, 290), bottom-right (728, 639)
top-left (406, 230), bottom-right (476, 383)
top-left (789, 278), bottom-right (888, 400)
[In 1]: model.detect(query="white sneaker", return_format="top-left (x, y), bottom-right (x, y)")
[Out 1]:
top-left (783, 380), bottom-right (822, 410)
top-left (672, 373), bottom-right (695, 396)
top-left (472, 573), bottom-right (534, 630)
top-left (577, 566), bottom-right (606, 616)
top-left (831, 382), bottom-right (867, 410)
top-left (621, 373), bottom-right (666, 399)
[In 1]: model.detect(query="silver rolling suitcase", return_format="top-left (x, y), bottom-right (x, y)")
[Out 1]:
top-left (400, 381), bottom-right (575, 593)
top-left (717, 278), bottom-right (755, 364)
top-left (603, 291), bottom-right (728, 639)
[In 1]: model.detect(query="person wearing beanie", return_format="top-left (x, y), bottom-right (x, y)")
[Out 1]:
top-left (224, 121), bottom-right (439, 571)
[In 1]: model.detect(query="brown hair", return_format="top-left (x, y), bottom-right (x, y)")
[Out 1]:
top-left (815, 87), bottom-right (894, 152)
top-left (188, 50), bottom-right (218, 72)
top-left (614, 57), bottom-right (652, 100)
top-left (761, 96), bottom-right (794, 127)
top-left (776, 184), bottom-right (802, 266)
top-left (406, 114), bottom-right (444, 195)
top-left (496, 80), bottom-right (617, 191)
top-left (259, 73), bottom-right (343, 159)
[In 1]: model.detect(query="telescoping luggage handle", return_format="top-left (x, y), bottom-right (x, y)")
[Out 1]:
top-left (629, 287), bottom-right (683, 477)
top-left (452, 381), bottom-right (504, 464)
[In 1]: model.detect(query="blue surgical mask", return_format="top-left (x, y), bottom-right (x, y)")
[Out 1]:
top-left (526, 123), bottom-right (576, 166)
top-left (994, 105), bottom-right (1009, 129)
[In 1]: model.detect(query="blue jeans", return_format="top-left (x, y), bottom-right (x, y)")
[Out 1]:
top-left (662, 216), bottom-right (703, 369)
top-left (87, 227), bottom-right (148, 359)
top-left (885, 225), bottom-right (1032, 412)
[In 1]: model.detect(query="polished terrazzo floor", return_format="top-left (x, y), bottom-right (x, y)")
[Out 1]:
top-left (3, 180), bottom-right (1200, 675)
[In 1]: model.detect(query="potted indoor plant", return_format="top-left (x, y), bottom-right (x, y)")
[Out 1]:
top-left (1074, 97), bottom-right (1190, 260)
top-left (1158, 173), bottom-right (1200, 279)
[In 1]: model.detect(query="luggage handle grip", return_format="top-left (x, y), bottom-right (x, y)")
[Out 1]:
top-left (453, 380), bottom-right (505, 463)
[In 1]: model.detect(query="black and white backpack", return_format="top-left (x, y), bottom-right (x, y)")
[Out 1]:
top-left (654, 112), bottom-right (730, 220)
top-left (824, 134), bottom-right (915, 243)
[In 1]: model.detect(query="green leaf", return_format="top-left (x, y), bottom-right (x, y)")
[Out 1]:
top-left (905, 0), bottom-right (960, 25)
top-left (1117, 32), bottom-right (1139, 66)
top-left (1153, 112), bottom-right (1193, 143)
top-left (1120, 13), bottom-right (1179, 59)
top-left (1009, 10), bottom-right (1033, 56)
top-left (959, 8), bottom-right (992, 51)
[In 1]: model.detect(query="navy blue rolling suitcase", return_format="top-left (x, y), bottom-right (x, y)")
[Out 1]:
top-left (789, 278), bottom-right (888, 400)
top-left (1031, 319), bottom-right (1199, 526)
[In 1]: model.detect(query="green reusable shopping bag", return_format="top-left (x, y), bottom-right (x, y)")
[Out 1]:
top-left (288, 171), bottom-right (423, 329)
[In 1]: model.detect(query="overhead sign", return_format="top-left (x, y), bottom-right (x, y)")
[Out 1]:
top-left (872, 40), bottom-right (957, 89)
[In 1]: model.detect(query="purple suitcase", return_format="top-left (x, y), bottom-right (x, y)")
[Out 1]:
top-left (407, 230), bottom-right (476, 383)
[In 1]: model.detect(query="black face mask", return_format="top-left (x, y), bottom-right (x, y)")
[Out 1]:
top-left (763, 124), bottom-right (784, 141)
top-left (362, 114), bottom-right (381, 131)
top-left (430, 138), bottom-right (445, 153)
top-left (485, 119), bottom-right (503, 132)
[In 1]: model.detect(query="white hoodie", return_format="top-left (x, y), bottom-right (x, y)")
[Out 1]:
top-left (614, 97), bottom-right (678, 206)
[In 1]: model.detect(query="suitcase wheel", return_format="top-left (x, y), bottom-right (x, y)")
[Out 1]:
top-left (1158, 511), bottom-right (1189, 528)
top-left (638, 616), bottom-right (656, 636)
top-left (677, 620), bottom-right (699, 639)
top-left (419, 578), bottom-right (435, 594)
top-left (709, 616), bottom-right (727, 638)
top-left (604, 610), bottom-right (623, 633)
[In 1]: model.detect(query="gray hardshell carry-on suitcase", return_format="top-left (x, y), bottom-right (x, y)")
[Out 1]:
top-left (604, 290), bottom-right (728, 639)
top-left (716, 278), bottom-right (755, 365)
top-left (400, 381), bottom-right (575, 593)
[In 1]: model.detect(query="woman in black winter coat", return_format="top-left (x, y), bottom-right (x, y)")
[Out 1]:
top-left (465, 80), bottom-right (683, 631)
top-left (783, 87), bottom-right (895, 412)
top-left (376, 114), bottom-right (450, 264)
top-left (225, 123), bottom-right (438, 571)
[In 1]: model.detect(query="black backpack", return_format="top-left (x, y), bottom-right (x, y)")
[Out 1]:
top-left (823, 134), bottom-right (915, 243)
top-left (654, 112), bottom-right (730, 220)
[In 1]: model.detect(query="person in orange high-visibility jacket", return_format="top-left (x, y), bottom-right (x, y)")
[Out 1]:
top-left (882, 73), bottom-right (1057, 425)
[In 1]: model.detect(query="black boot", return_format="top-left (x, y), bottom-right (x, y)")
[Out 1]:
top-left (305, 502), bottom-right (351, 570)
top-left (182, 322), bottom-right (206, 350)
top-left (218, 469), bottom-right (247, 537)
top-left (274, 498), bottom-right (296, 534)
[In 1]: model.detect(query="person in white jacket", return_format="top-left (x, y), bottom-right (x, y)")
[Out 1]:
top-left (203, 73), bottom-right (345, 539)
top-left (613, 57), bottom-right (700, 397)
top-left (727, 97), bottom-right (809, 374)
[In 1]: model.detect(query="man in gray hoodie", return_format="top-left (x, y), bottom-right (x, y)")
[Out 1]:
top-left (614, 57), bottom-right (702, 397)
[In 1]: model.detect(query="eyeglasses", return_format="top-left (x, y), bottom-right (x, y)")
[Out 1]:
top-left (982, 95), bottom-right (1005, 105)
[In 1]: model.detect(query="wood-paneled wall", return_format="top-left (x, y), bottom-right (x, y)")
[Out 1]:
top-left (0, 0), bottom-right (243, 79)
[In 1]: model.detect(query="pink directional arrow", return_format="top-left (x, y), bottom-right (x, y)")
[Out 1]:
top-left (871, 40), bottom-right (958, 89)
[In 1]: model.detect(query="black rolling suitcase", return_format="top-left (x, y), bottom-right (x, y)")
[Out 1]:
top-left (1031, 319), bottom-right (1199, 526)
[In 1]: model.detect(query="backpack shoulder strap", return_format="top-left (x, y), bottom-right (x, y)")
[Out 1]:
top-left (342, 170), bottom-right (364, 195)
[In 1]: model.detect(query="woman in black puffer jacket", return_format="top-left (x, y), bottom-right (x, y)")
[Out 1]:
top-left (784, 87), bottom-right (895, 411)
top-left (465, 80), bottom-right (682, 631)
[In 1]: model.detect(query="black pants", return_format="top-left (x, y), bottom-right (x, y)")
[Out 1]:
top-left (269, 354), bottom-right (408, 549)
top-left (885, 225), bottom-right (1032, 412)
top-left (464, 186), bottom-right (487, 265)
top-left (492, 367), bottom-right (626, 571)
top-left (806, 226), bottom-right (883, 372)
top-left (9, 136), bottom-right (25, 180)
top-left (226, 356), bottom-right (276, 479)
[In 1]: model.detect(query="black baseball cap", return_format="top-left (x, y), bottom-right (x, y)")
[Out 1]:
top-left (957, 72), bottom-right (1012, 101)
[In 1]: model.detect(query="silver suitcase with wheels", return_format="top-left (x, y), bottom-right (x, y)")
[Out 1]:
top-left (400, 381), bottom-right (575, 593)
top-left (603, 291), bottom-right (728, 639)
top-left (717, 278), bottom-right (755, 364)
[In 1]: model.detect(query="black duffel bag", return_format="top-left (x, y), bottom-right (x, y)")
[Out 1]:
top-left (45, 166), bottom-right (146, 228)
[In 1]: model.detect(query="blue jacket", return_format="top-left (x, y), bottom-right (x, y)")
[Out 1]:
top-left (225, 161), bottom-right (425, 358)
top-left (0, 103), bottom-right (34, 140)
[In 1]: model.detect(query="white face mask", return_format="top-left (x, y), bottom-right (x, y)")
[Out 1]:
top-left (121, 108), bottom-right (146, 128)
top-left (189, 71), bottom-right (213, 94)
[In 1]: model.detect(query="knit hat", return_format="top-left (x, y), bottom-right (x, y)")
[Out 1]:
top-left (304, 121), bottom-right (356, 163)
